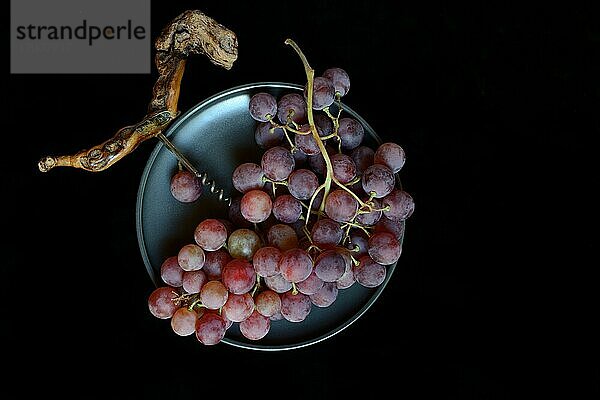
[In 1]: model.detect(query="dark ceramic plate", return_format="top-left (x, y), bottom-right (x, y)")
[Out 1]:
top-left (136, 82), bottom-right (404, 350)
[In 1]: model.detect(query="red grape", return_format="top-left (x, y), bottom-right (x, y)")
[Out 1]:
top-left (311, 218), bottom-right (343, 248)
top-left (314, 250), bottom-right (346, 282)
top-left (322, 67), bottom-right (350, 96)
top-left (255, 122), bottom-right (285, 149)
top-left (232, 163), bottom-right (265, 194)
top-left (305, 76), bottom-right (335, 110)
top-left (160, 256), bottom-right (184, 287)
top-left (194, 219), bottom-right (228, 251)
top-left (222, 259), bottom-right (256, 294)
top-left (182, 270), bottom-right (207, 294)
top-left (195, 312), bottom-right (227, 345)
top-left (336, 267), bottom-right (355, 289)
top-left (350, 146), bottom-right (375, 175)
top-left (203, 249), bottom-right (232, 280)
top-left (347, 231), bottom-right (369, 257)
top-left (277, 93), bottom-right (307, 124)
top-left (313, 113), bottom-right (333, 136)
top-left (324, 190), bottom-right (358, 223)
top-left (374, 142), bottom-right (406, 173)
top-left (354, 256), bottom-right (387, 288)
top-left (296, 271), bottom-right (324, 295)
top-left (240, 189), bottom-right (272, 223)
top-left (228, 229), bottom-right (262, 260)
top-left (272, 194), bottom-right (302, 223)
top-left (253, 246), bottom-right (282, 277)
top-left (148, 287), bottom-right (179, 319)
top-left (267, 224), bottom-right (299, 251)
top-left (228, 196), bottom-right (252, 228)
top-left (295, 125), bottom-right (321, 155)
top-left (199, 280), bottom-right (228, 310)
top-left (288, 168), bottom-right (319, 200)
top-left (361, 164), bottom-right (395, 198)
top-left (279, 248), bottom-right (313, 283)
top-left (255, 290), bottom-right (282, 317)
top-left (338, 118), bottom-right (364, 150)
top-left (261, 146), bottom-right (295, 181)
top-left (170, 170), bottom-right (202, 203)
top-left (177, 244), bottom-right (205, 271)
top-left (249, 92), bottom-right (277, 122)
top-left (171, 308), bottom-right (198, 336)
top-left (356, 198), bottom-right (382, 226)
top-left (331, 153), bottom-right (357, 184)
top-left (374, 217), bottom-right (405, 240)
top-left (382, 189), bottom-right (415, 221)
top-left (264, 273), bottom-right (293, 293)
top-left (368, 232), bottom-right (402, 265)
top-left (280, 291), bottom-right (312, 322)
top-left (222, 293), bottom-right (254, 322)
top-left (239, 310), bottom-right (271, 340)
top-left (310, 282), bottom-right (338, 307)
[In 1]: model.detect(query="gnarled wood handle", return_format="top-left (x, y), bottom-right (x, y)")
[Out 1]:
top-left (38, 10), bottom-right (238, 173)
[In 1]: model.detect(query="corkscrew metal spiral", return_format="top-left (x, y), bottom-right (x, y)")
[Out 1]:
top-left (157, 132), bottom-right (231, 206)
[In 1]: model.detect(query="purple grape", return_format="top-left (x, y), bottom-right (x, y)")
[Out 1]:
top-left (314, 113), bottom-right (333, 136)
top-left (264, 273), bottom-right (293, 293)
top-left (336, 268), bottom-right (355, 289)
top-left (309, 282), bottom-right (338, 307)
top-left (296, 271), bottom-right (325, 295)
top-left (350, 146), bottom-right (375, 175)
top-left (347, 231), bottom-right (369, 257)
top-left (255, 122), bottom-right (285, 149)
top-left (295, 124), bottom-right (321, 155)
top-left (338, 118), bottom-right (364, 150)
top-left (280, 291), bottom-right (312, 322)
top-left (252, 246), bottom-right (282, 278)
top-left (304, 77), bottom-right (335, 110)
top-left (361, 164), bottom-right (395, 198)
top-left (232, 163), bottom-right (265, 194)
top-left (267, 224), bottom-right (299, 251)
top-left (374, 142), bottom-right (406, 173)
top-left (314, 250), bottom-right (346, 282)
top-left (311, 218), bottom-right (343, 248)
top-left (170, 170), bottom-right (202, 203)
top-left (374, 217), bottom-right (405, 240)
top-left (354, 256), bottom-right (387, 288)
top-left (277, 93), bottom-right (307, 124)
top-left (261, 146), bottom-right (295, 181)
top-left (331, 153), bottom-right (357, 184)
top-left (228, 196), bottom-right (252, 228)
top-left (308, 145), bottom-right (336, 175)
top-left (288, 169), bottom-right (319, 200)
top-left (272, 194), bottom-right (302, 223)
top-left (368, 232), bottom-right (402, 265)
top-left (325, 190), bottom-right (359, 223)
top-left (382, 189), bottom-right (415, 221)
top-left (249, 92), bottom-right (277, 122)
top-left (203, 249), bottom-right (232, 280)
top-left (322, 67), bottom-right (350, 97)
top-left (356, 198), bottom-right (383, 226)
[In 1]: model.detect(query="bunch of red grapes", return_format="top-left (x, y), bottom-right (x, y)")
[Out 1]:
top-left (149, 51), bottom-right (414, 345)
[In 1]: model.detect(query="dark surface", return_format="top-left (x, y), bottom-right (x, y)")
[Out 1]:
top-left (6, 1), bottom-right (598, 398)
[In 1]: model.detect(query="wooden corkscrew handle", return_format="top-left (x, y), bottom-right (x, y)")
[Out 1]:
top-left (38, 10), bottom-right (238, 173)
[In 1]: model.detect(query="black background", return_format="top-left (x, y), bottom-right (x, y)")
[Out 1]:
top-left (6, 1), bottom-right (598, 398)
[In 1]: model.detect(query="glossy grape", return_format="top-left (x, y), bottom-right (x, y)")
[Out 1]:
top-left (182, 270), bottom-right (207, 294)
top-left (222, 293), bottom-right (254, 322)
top-left (374, 142), bottom-right (406, 173)
top-left (296, 271), bottom-right (324, 295)
top-left (368, 232), bottom-right (402, 265)
top-left (322, 67), bottom-right (350, 97)
top-left (160, 256), bottom-right (184, 287)
top-left (324, 190), bottom-right (359, 223)
top-left (249, 92), bottom-right (277, 122)
top-left (272, 194), bottom-right (302, 223)
top-left (331, 153), bottom-right (357, 184)
top-left (314, 250), bottom-right (346, 282)
top-left (199, 280), bottom-right (228, 310)
top-left (277, 93), bottom-right (307, 124)
top-left (361, 164), bottom-right (395, 198)
top-left (255, 290), bottom-right (282, 317)
top-left (148, 286), bottom-right (179, 319)
top-left (253, 246), bottom-right (282, 277)
top-left (350, 146), bottom-right (375, 175)
top-left (255, 122), bottom-right (285, 149)
top-left (222, 259), bottom-right (256, 294)
top-left (288, 168), bottom-right (319, 201)
top-left (264, 273), bottom-right (293, 293)
top-left (177, 244), bottom-right (205, 271)
top-left (310, 282), bottom-right (338, 307)
top-left (261, 146), bottom-right (295, 181)
top-left (338, 118), bottom-right (364, 150)
top-left (239, 310), bottom-right (271, 340)
top-left (267, 223), bottom-right (299, 251)
top-left (280, 291), bottom-right (312, 322)
top-left (232, 163), bottom-right (265, 194)
top-left (171, 308), bottom-right (198, 336)
top-left (194, 219), bottom-right (228, 251)
top-left (356, 198), bottom-right (383, 226)
top-left (295, 125), bottom-right (321, 155)
top-left (382, 189), bottom-right (415, 221)
top-left (354, 256), bottom-right (387, 288)
top-left (240, 189), bottom-right (272, 223)
top-left (228, 229), bottom-right (262, 260)
top-left (305, 76), bottom-right (335, 110)
top-left (195, 312), bottom-right (227, 345)
top-left (170, 170), bottom-right (202, 203)
top-left (348, 231), bottom-right (369, 257)
top-left (279, 248), bottom-right (313, 283)
top-left (203, 249), bottom-right (232, 280)
top-left (311, 218), bottom-right (343, 248)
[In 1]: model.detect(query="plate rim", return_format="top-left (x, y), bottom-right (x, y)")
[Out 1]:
top-left (136, 81), bottom-right (405, 351)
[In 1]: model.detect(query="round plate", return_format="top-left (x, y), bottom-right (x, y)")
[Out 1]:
top-left (136, 82), bottom-right (405, 350)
